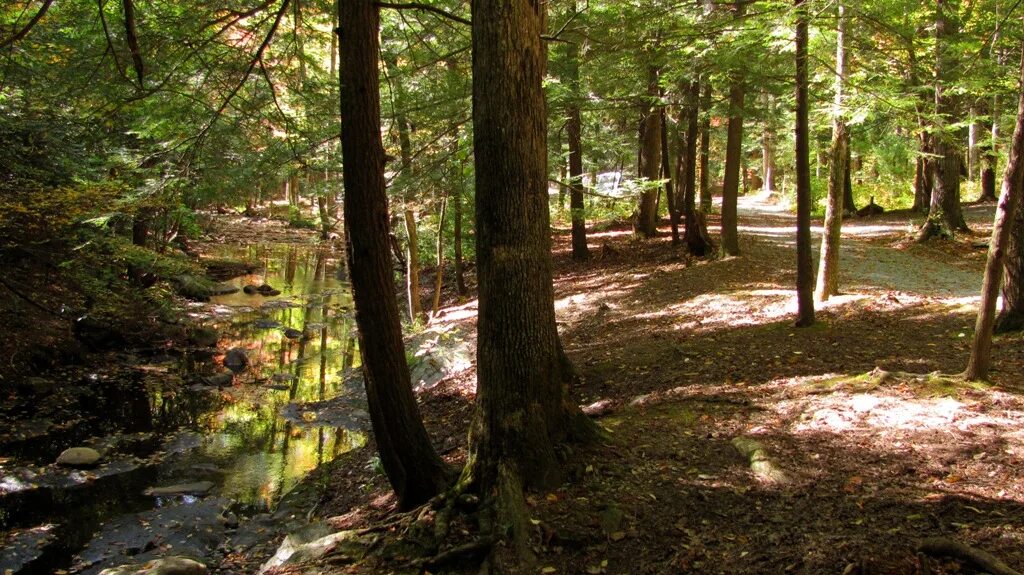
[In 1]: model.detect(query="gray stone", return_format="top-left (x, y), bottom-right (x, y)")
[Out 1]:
top-left (56, 446), bottom-right (102, 467)
top-left (144, 481), bottom-right (214, 496)
top-left (259, 526), bottom-right (374, 573)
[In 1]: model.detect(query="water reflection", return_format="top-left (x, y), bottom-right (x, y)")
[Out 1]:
top-left (183, 243), bottom-right (366, 510)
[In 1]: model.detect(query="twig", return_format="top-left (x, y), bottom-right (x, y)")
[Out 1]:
top-left (918, 537), bottom-right (1021, 575)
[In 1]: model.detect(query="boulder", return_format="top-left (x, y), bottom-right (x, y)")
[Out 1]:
top-left (222, 348), bottom-right (249, 374)
top-left (259, 526), bottom-right (375, 573)
top-left (257, 284), bottom-right (281, 296)
top-left (99, 556), bottom-right (208, 575)
top-left (187, 327), bottom-right (220, 348)
top-left (56, 446), bottom-right (102, 467)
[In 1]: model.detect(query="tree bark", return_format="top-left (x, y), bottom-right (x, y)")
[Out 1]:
top-left (965, 43), bottom-right (1024, 379)
top-left (337, 0), bottom-right (451, 510)
top-left (762, 128), bottom-right (776, 192)
top-left (998, 207), bottom-right (1024, 332)
top-left (636, 65), bottom-right (662, 238)
top-left (699, 82), bottom-right (712, 213)
top-left (721, 3), bottom-right (746, 256)
top-left (919, 0), bottom-right (969, 241)
top-left (468, 0), bottom-right (597, 564)
top-left (794, 0), bottom-right (815, 327)
top-left (432, 193), bottom-right (447, 316)
top-left (454, 159), bottom-right (467, 297)
top-left (683, 78), bottom-right (711, 256)
top-left (815, 0), bottom-right (848, 302)
top-left (566, 12), bottom-right (590, 260)
top-left (663, 107), bottom-right (681, 246)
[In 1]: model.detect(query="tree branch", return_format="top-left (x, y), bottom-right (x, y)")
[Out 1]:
top-left (0, 0), bottom-right (55, 50)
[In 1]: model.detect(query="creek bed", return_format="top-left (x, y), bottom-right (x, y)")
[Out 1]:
top-left (0, 243), bottom-right (368, 575)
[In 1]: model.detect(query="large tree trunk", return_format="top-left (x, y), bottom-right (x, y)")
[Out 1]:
top-left (337, 0), bottom-right (450, 510)
top-left (794, 0), bottom-right (815, 327)
top-left (998, 208), bottom-right (1024, 332)
top-left (815, 0), bottom-right (848, 302)
top-left (636, 65), bottom-right (662, 238)
top-left (683, 78), bottom-right (711, 256)
top-left (965, 44), bottom-right (1024, 379)
top-left (699, 82), bottom-right (712, 213)
top-left (919, 0), bottom-right (969, 241)
top-left (721, 4), bottom-right (746, 256)
top-left (468, 0), bottom-right (597, 564)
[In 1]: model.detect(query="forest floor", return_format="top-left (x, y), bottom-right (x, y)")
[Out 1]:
top-left (249, 193), bottom-right (1024, 575)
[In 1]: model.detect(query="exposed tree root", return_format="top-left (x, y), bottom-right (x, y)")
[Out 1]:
top-left (732, 436), bottom-right (788, 483)
top-left (918, 537), bottom-right (1022, 575)
top-left (400, 537), bottom-right (495, 571)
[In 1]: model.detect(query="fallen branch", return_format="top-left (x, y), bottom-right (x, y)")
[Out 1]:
top-left (918, 537), bottom-right (1021, 575)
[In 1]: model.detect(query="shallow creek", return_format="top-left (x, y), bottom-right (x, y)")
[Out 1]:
top-left (0, 243), bottom-right (369, 574)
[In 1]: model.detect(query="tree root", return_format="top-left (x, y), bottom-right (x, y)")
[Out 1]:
top-left (732, 436), bottom-right (788, 483)
top-left (918, 536), bottom-right (1022, 575)
top-left (399, 537), bottom-right (495, 571)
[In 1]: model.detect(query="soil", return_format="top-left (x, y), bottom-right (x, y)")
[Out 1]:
top-left (250, 192), bottom-right (1024, 575)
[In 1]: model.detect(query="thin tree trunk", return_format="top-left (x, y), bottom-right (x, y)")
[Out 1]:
top-left (454, 159), bottom-right (467, 297)
top-left (683, 77), bottom-right (711, 256)
top-left (969, 105), bottom-right (979, 182)
top-left (663, 107), bottom-right (680, 246)
top-left (565, 10), bottom-right (590, 260)
top-left (965, 43), bottom-right (1024, 380)
top-left (816, 0), bottom-right (848, 302)
top-left (699, 83), bottom-right (712, 213)
top-left (337, 0), bottom-right (451, 509)
top-left (636, 65), bottom-right (661, 238)
top-left (394, 109), bottom-right (424, 322)
top-left (762, 129), bottom-right (776, 192)
top-left (432, 193), bottom-right (447, 316)
top-left (721, 4), bottom-right (746, 256)
top-left (794, 0), bottom-right (815, 327)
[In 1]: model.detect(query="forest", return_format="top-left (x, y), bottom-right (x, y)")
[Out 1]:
top-left (2, 0), bottom-right (1024, 574)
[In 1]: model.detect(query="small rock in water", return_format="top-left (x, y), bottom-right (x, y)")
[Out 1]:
top-left (99, 556), bottom-right (208, 575)
top-left (253, 318), bottom-right (281, 329)
top-left (187, 327), bottom-right (220, 348)
top-left (56, 446), bottom-right (102, 467)
top-left (144, 481), bottom-right (215, 496)
top-left (202, 373), bottom-right (234, 387)
top-left (243, 284), bottom-right (259, 295)
top-left (283, 328), bottom-right (304, 340)
top-left (223, 348), bottom-right (249, 373)
top-left (17, 376), bottom-right (56, 397)
top-left (257, 284), bottom-right (281, 296)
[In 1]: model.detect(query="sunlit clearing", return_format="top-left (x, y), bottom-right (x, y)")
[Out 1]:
top-left (629, 289), bottom-right (797, 331)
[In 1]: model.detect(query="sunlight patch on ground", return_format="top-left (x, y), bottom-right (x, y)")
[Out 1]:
top-left (628, 289), bottom-right (798, 330)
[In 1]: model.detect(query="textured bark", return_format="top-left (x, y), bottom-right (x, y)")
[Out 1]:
top-left (721, 4), bottom-right (745, 257)
top-left (998, 207), bottom-right (1024, 332)
top-left (565, 13), bottom-right (590, 260)
top-left (636, 65), bottom-right (662, 238)
top-left (919, 0), bottom-right (969, 241)
top-left (468, 3), bottom-right (596, 557)
top-left (965, 45), bottom-right (1024, 379)
top-left (337, 0), bottom-right (450, 510)
top-left (794, 0), bottom-right (815, 327)
top-left (664, 108), bottom-right (680, 246)
top-left (699, 83), bottom-right (712, 213)
top-left (815, 1), bottom-right (848, 302)
top-left (683, 78), bottom-right (711, 256)
top-left (432, 193), bottom-right (447, 316)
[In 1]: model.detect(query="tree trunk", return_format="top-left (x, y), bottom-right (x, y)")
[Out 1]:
top-left (794, 0), bottom-right (815, 327)
top-left (469, 0), bottom-right (597, 564)
top-left (636, 65), bottom-right (661, 238)
top-left (979, 109), bottom-right (999, 202)
top-left (337, 0), bottom-right (450, 509)
top-left (699, 82), bottom-right (712, 213)
top-left (969, 105), bottom-right (979, 182)
top-left (919, 0), bottom-right (969, 241)
top-left (454, 159), bottom-right (467, 297)
top-left (816, 0), bottom-right (848, 302)
top-left (566, 14), bottom-right (590, 260)
top-left (683, 78), bottom-right (711, 256)
top-left (394, 107), bottom-right (424, 322)
top-left (432, 192), bottom-right (447, 316)
top-left (998, 207), bottom-right (1024, 332)
top-left (762, 129), bottom-right (776, 192)
top-left (663, 107), bottom-right (680, 246)
top-left (965, 44), bottom-right (1024, 379)
top-left (721, 4), bottom-right (746, 256)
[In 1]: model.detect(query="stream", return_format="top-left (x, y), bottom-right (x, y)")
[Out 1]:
top-left (1, 243), bottom-right (370, 574)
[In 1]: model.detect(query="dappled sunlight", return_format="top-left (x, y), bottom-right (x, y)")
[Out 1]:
top-left (627, 289), bottom-right (798, 332)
